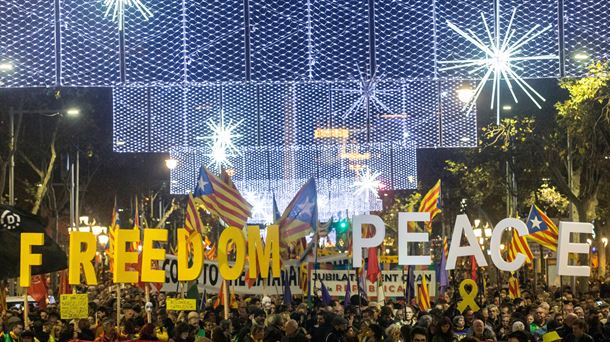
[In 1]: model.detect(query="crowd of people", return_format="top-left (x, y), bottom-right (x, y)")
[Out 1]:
top-left (2, 276), bottom-right (610, 342)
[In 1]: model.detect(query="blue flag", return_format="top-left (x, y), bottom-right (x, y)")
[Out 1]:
top-left (321, 281), bottom-right (332, 305)
top-left (279, 178), bottom-right (318, 243)
top-left (406, 266), bottom-right (415, 301)
top-left (272, 193), bottom-right (281, 223)
top-left (283, 271), bottom-right (292, 305)
top-left (344, 275), bottom-right (352, 309)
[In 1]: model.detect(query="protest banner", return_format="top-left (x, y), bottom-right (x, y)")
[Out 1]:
top-left (311, 270), bottom-right (411, 298)
top-left (161, 255), bottom-right (303, 295)
top-left (166, 298), bottom-right (196, 311)
top-left (60, 294), bottom-right (88, 319)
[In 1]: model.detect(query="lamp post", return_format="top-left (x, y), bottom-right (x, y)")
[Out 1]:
top-left (8, 107), bottom-right (80, 205)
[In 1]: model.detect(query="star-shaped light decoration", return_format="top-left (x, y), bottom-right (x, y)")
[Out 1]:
top-left (332, 66), bottom-right (401, 119)
top-left (438, 0), bottom-right (557, 123)
top-left (203, 111), bottom-right (243, 171)
top-left (352, 168), bottom-right (382, 199)
top-left (103, 0), bottom-right (153, 31)
top-left (245, 192), bottom-right (272, 224)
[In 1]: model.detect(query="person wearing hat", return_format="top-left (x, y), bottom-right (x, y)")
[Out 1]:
top-left (453, 315), bottom-right (468, 341)
top-left (187, 311), bottom-right (205, 338)
top-left (542, 331), bottom-right (562, 342)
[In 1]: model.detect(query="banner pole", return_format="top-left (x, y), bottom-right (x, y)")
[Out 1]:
top-left (223, 279), bottom-right (229, 320)
top-left (116, 285), bottom-right (121, 330)
top-left (23, 290), bottom-right (29, 328)
top-left (145, 286), bottom-right (151, 324)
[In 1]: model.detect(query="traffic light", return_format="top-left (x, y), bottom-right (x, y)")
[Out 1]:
top-left (334, 218), bottom-right (349, 234)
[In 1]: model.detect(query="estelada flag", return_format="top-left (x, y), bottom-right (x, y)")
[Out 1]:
top-left (0, 205), bottom-right (67, 280)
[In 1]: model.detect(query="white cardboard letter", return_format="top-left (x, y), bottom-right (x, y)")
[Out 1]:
top-left (557, 221), bottom-right (593, 277)
top-left (398, 212), bottom-right (431, 265)
top-left (446, 214), bottom-right (488, 269)
top-left (490, 218), bottom-right (528, 272)
top-left (352, 215), bottom-right (386, 268)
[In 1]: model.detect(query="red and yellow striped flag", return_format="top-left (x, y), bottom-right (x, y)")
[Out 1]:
top-left (417, 275), bottom-right (431, 311)
top-left (418, 180), bottom-right (441, 233)
top-left (507, 228), bottom-right (534, 263)
top-left (194, 167), bottom-right (252, 228)
top-left (185, 193), bottom-right (204, 235)
top-left (107, 198), bottom-right (119, 273)
top-left (508, 275), bottom-right (521, 299)
top-left (131, 197), bottom-right (141, 252)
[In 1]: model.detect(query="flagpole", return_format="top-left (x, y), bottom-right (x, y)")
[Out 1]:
top-left (312, 232), bottom-right (319, 303)
top-left (406, 266), bottom-right (412, 306)
top-left (357, 267), bottom-right (362, 312)
top-left (402, 266), bottom-right (407, 319)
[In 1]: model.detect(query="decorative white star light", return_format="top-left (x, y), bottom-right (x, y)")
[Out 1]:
top-left (352, 168), bottom-right (382, 199)
top-left (245, 192), bottom-right (272, 224)
top-left (332, 66), bottom-right (400, 119)
top-left (438, 0), bottom-right (558, 123)
top-left (203, 112), bottom-right (243, 171)
top-left (103, 0), bottom-right (153, 31)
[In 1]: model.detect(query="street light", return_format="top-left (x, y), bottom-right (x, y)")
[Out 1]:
top-left (457, 86), bottom-right (476, 103)
top-left (165, 158), bottom-right (178, 170)
top-left (97, 233), bottom-right (109, 245)
top-left (574, 52), bottom-right (589, 61)
top-left (0, 61), bottom-right (13, 72)
top-left (65, 108), bottom-right (81, 117)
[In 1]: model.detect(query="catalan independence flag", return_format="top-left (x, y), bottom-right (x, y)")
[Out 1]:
top-left (525, 205), bottom-right (559, 251)
top-left (279, 178), bottom-right (318, 244)
top-left (417, 274), bottom-right (431, 311)
top-left (507, 228), bottom-right (534, 263)
top-left (418, 180), bottom-right (441, 232)
top-left (508, 275), bottom-right (521, 299)
top-left (107, 197), bottom-right (120, 273)
top-left (185, 193), bottom-right (204, 235)
top-left (194, 166), bottom-right (252, 228)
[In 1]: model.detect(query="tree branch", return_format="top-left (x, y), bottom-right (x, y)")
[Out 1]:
top-left (155, 199), bottom-right (180, 229)
top-left (18, 151), bottom-right (44, 178)
top-left (31, 123), bottom-right (58, 214)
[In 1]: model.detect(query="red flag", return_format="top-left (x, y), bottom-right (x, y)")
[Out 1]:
top-left (58, 270), bottom-right (71, 295)
top-left (367, 246), bottom-right (381, 284)
top-left (214, 281), bottom-right (225, 309)
top-left (28, 275), bottom-right (48, 308)
top-left (470, 255), bottom-right (478, 281)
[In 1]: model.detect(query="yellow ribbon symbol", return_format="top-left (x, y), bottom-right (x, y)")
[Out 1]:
top-left (457, 279), bottom-right (480, 313)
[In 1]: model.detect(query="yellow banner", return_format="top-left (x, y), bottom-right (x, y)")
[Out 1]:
top-left (60, 294), bottom-right (89, 319)
top-left (166, 298), bottom-right (197, 311)
top-left (380, 255), bottom-right (398, 263)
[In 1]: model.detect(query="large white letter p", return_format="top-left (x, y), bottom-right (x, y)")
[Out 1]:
top-left (352, 215), bottom-right (386, 268)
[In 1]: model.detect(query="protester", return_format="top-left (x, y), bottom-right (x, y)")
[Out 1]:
top-left (3, 269), bottom-right (610, 342)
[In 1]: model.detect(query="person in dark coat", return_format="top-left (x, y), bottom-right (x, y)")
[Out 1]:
top-left (263, 314), bottom-right (284, 342)
top-left (564, 319), bottom-right (594, 342)
top-left (281, 320), bottom-right (308, 342)
top-left (325, 316), bottom-right (349, 342)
